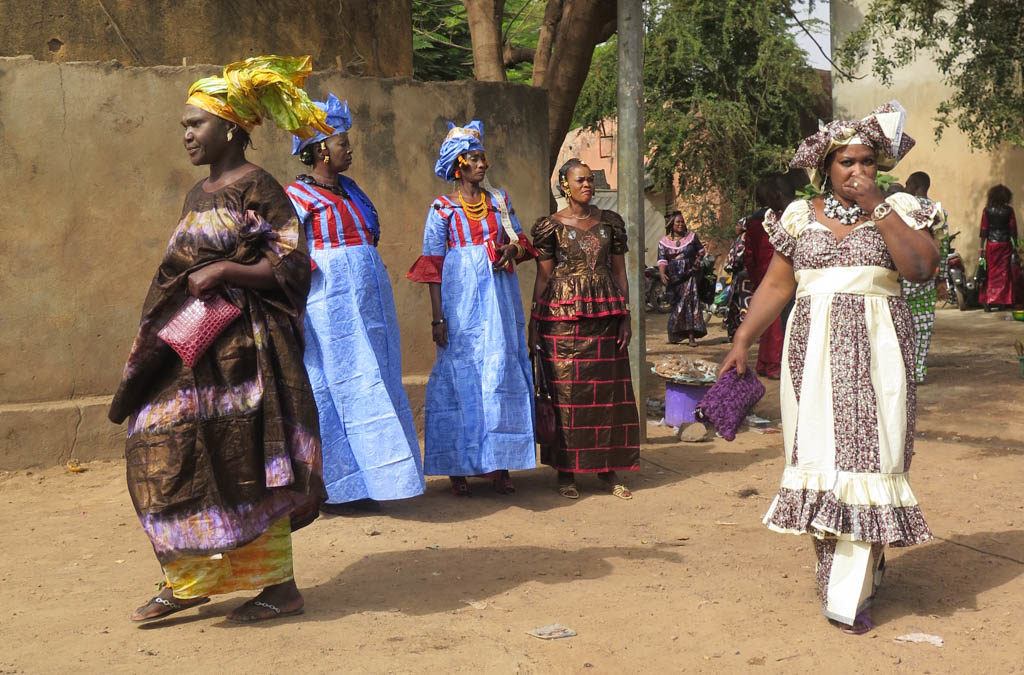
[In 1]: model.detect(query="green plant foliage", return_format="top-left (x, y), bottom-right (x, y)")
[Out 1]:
top-left (795, 172), bottom-right (898, 200)
top-left (573, 0), bottom-right (823, 240)
top-left (836, 0), bottom-right (1024, 150)
top-left (874, 171), bottom-right (899, 192)
top-left (412, 1), bottom-right (474, 81)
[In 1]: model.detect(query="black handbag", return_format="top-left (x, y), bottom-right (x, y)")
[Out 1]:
top-left (532, 347), bottom-right (559, 445)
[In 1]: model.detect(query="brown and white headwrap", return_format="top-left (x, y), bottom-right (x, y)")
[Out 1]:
top-left (791, 100), bottom-right (916, 189)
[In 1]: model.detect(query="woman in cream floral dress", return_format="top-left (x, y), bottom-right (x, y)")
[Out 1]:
top-left (719, 102), bottom-right (939, 634)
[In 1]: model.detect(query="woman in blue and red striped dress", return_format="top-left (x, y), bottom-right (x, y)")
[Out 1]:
top-left (407, 121), bottom-right (537, 497)
top-left (286, 94), bottom-right (424, 513)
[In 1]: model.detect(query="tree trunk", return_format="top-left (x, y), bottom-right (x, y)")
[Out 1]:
top-left (544, 0), bottom-right (617, 170)
top-left (532, 0), bottom-right (563, 87)
top-left (463, 0), bottom-right (508, 81)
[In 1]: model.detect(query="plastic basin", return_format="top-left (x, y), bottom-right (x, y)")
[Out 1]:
top-left (664, 380), bottom-right (711, 426)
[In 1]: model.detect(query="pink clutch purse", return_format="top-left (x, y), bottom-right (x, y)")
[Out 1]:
top-left (157, 295), bottom-right (242, 368)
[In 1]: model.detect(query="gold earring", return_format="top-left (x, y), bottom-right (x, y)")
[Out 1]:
top-left (227, 129), bottom-right (233, 142)
top-left (323, 154), bottom-right (330, 163)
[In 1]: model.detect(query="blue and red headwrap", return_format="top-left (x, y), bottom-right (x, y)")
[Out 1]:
top-left (434, 120), bottom-right (485, 181)
top-left (291, 93), bottom-right (353, 155)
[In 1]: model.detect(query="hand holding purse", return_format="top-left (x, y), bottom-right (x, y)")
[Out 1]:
top-left (157, 294), bottom-right (242, 368)
top-left (694, 367), bottom-right (766, 441)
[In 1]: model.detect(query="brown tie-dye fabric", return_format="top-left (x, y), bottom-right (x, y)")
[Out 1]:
top-left (109, 167), bottom-right (325, 564)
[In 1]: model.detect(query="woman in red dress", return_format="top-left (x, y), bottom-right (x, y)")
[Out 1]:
top-left (978, 184), bottom-right (1019, 310)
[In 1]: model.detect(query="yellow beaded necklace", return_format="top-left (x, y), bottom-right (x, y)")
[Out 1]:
top-left (459, 190), bottom-right (489, 221)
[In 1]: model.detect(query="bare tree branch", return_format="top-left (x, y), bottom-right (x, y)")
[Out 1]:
top-left (503, 44), bottom-right (536, 66)
top-left (784, 5), bottom-right (865, 80)
top-left (413, 26), bottom-right (474, 51)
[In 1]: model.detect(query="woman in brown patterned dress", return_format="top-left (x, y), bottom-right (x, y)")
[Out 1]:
top-left (529, 159), bottom-right (640, 500)
top-left (658, 211), bottom-right (707, 346)
top-left (110, 56), bottom-right (328, 625)
top-left (719, 102), bottom-right (938, 634)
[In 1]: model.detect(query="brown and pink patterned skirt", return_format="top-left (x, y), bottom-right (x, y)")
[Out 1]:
top-left (536, 316), bottom-right (640, 473)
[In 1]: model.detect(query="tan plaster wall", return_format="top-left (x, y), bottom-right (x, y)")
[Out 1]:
top-left (832, 0), bottom-right (1024, 274)
top-left (0, 57), bottom-right (548, 468)
top-left (0, 0), bottom-right (413, 76)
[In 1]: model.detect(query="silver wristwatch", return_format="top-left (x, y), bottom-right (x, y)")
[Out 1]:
top-left (872, 201), bottom-right (894, 221)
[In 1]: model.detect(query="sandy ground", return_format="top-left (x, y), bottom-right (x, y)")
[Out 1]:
top-left (1, 307), bottom-right (1023, 674)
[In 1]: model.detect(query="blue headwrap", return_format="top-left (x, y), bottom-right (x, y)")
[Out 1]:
top-left (290, 93), bottom-right (353, 155)
top-left (434, 120), bottom-right (485, 181)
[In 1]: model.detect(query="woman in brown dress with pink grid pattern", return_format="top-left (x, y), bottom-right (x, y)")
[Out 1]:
top-left (529, 159), bottom-right (640, 501)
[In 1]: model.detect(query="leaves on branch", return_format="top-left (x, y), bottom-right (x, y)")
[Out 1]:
top-left (836, 0), bottom-right (1024, 150)
top-left (573, 0), bottom-right (824, 239)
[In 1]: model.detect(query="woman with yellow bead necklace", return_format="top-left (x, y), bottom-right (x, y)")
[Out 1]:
top-left (407, 121), bottom-right (538, 497)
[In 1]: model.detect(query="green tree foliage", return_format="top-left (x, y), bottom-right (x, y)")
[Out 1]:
top-left (574, 0), bottom-right (823, 237)
top-left (836, 0), bottom-right (1024, 150)
top-left (412, 0), bottom-right (545, 83)
top-left (412, 1), bottom-right (475, 81)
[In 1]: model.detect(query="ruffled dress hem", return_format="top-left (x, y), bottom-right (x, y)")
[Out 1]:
top-left (531, 276), bottom-right (629, 322)
top-left (761, 467), bottom-right (932, 547)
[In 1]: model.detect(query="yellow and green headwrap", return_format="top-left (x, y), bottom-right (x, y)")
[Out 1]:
top-left (186, 55), bottom-right (334, 140)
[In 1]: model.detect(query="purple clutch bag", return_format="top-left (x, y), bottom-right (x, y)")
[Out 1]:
top-left (694, 368), bottom-right (766, 441)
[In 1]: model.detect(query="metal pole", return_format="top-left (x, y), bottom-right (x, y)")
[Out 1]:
top-left (617, 0), bottom-right (646, 441)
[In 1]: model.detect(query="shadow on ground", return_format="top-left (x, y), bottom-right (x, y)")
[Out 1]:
top-left (374, 439), bottom-right (773, 524)
top-left (878, 529), bottom-right (1024, 623)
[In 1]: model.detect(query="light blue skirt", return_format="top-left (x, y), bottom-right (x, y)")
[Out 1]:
top-left (424, 245), bottom-right (537, 476)
top-left (305, 245), bottom-right (425, 503)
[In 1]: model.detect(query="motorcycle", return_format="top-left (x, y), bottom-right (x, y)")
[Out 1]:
top-left (944, 232), bottom-right (981, 310)
top-left (644, 266), bottom-right (672, 313)
top-left (713, 275), bottom-right (732, 318)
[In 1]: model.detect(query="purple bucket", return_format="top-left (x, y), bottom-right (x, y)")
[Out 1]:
top-left (665, 381), bottom-right (710, 426)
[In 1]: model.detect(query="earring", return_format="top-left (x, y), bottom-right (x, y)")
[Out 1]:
top-left (226, 129), bottom-right (233, 142)
top-left (454, 169), bottom-right (462, 179)
top-left (323, 153), bottom-right (330, 164)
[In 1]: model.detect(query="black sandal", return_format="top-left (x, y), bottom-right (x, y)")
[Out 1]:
top-left (131, 594), bottom-right (210, 624)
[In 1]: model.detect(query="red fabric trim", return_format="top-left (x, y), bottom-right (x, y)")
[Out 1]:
top-left (543, 465), bottom-right (640, 474)
top-left (532, 309), bottom-right (629, 322)
top-left (537, 295), bottom-right (627, 306)
top-left (437, 196), bottom-right (467, 248)
top-left (516, 233), bottom-right (539, 262)
top-left (406, 255), bottom-right (444, 283)
top-left (478, 207), bottom-right (497, 245)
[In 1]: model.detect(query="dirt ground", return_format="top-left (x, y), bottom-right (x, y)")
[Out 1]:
top-left (1, 307), bottom-right (1023, 674)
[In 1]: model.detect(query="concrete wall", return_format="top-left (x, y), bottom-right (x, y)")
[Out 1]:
top-left (0, 57), bottom-right (549, 468)
top-left (0, 0), bottom-right (413, 76)
top-left (832, 0), bottom-right (1024, 272)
